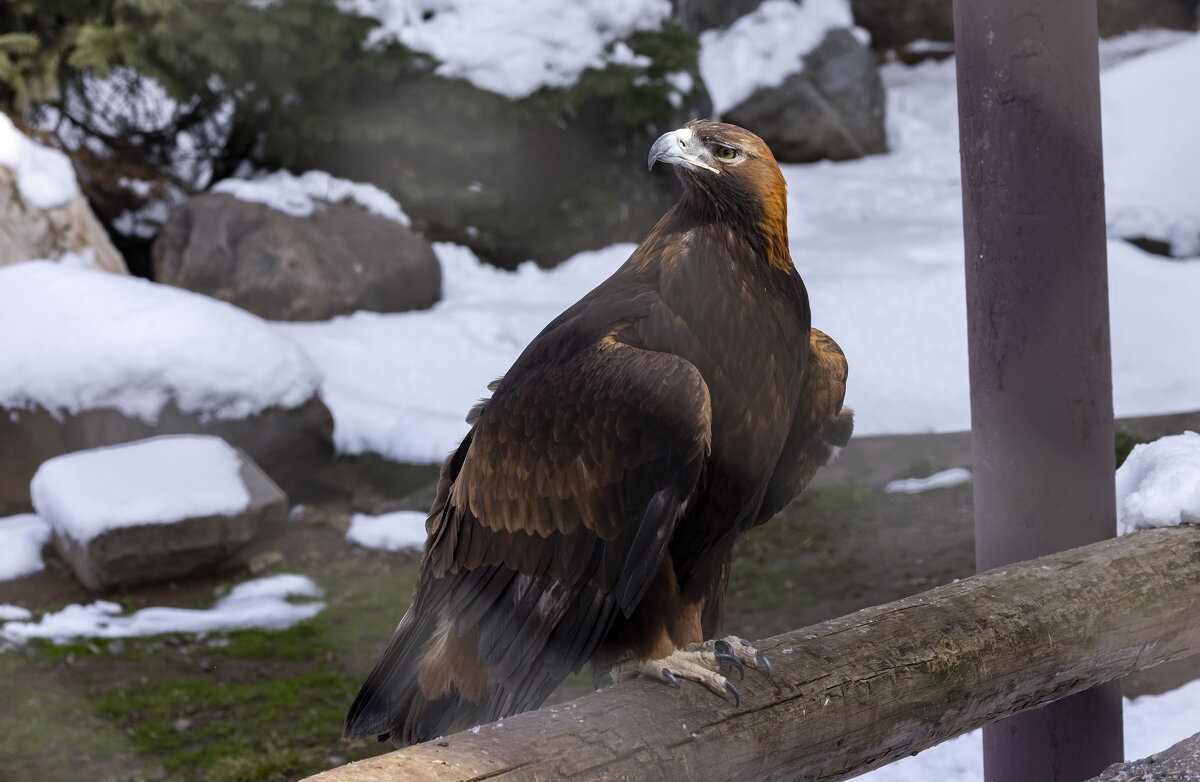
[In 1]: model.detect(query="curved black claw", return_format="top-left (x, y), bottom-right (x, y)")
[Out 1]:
top-left (724, 679), bottom-right (741, 707)
top-left (756, 651), bottom-right (773, 679)
top-left (661, 667), bottom-right (681, 688)
top-left (715, 651), bottom-right (745, 680)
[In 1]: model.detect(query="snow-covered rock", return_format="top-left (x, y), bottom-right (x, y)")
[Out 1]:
top-left (1103, 31), bottom-right (1200, 258)
top-left (31, 436), bottom-right (288, 590)
top-left (0, 514), bottom-right (52, 582)
top-left (700, 0), bottom-right (854, 114)
top-left (154, 176), bottom-right (440, 320)
top-left (0, 113), bottom-right (128, 273)
top-left (0, 574), bottom-right (324, 643)
top-left (339, 0), bottom-right (673, 100)
top-left (0, 262), bottom-right (319, 420)
top-left (346, 510), bottom-right (428, 552)
top-left (1115, 432), bottom-right (1200, 535)
top-left (699, 0), bottom-right (886, 162)
top-left (849, 0), bottom-right (1196, 55)
top-left (0, 262), bottom-right (329, 513)
top-left (212, 169), bottom-right (411, 225)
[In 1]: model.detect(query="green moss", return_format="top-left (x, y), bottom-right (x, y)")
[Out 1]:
top-left (95, 666), bottom-right (382, 781)
top-left (209, 622), bottom-right (326, 661)
top-left (532, 23), bottom-right (704, 130)
top-left (0, 559), bottom-right (425, 781)
top-left (24, 636), bottom-right (152, 662)
top-left (729, 558), bottom-right (809, 611)
top-left (808, 485), bottom-right (872, 512)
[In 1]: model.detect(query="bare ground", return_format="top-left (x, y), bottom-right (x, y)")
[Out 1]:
top-left (1, 411), bottom-right (1197, 781)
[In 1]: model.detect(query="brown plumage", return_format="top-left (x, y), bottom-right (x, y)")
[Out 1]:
top-left (345, 120), bottom-right (852, 744)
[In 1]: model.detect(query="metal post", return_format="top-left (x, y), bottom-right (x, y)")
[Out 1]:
top-left (951, 1), bottom-right (1123, 780)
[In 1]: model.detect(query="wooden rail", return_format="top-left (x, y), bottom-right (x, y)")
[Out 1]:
top-left (304, 526), bottom-right (1200, 782)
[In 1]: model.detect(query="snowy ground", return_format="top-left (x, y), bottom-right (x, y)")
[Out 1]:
top-left (280, 31), bottom-right (1200, 464)
top-left (345, 510), bottom-right (428, 552)
top-left (0, 574), bottom-right (324, 645)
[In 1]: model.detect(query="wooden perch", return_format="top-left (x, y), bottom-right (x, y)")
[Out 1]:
top-left (304, 526), bottom-right (1200, 782)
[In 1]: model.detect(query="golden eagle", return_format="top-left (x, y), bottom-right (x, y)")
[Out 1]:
top-left (345, 120), bottom-right (853, 744)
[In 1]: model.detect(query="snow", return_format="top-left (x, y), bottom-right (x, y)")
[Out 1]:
top-left (0, 514), bottom-right (52, 582)
top-left (1103, 32), bottom-right (1200, 256)
top-left (785, 45), bottom-right (1200, 438)
top-left (1115, 432), bottom-right (1200, 534)
top-left (0, 112), bottom-right (80, 210)
top-left (30, 436), bottom-right (252, 545)
top-left (699, 0), bottom-right (854, 114)
top-left (281, 34), bottom-right (1200, 464)
top-left (0, 574), bottom-right (324, 644)
top-left (0, 605), bottom-right (32, 622)
top-left (346, 510), bottom-right (428, 551)
top-left (275, 242), bottom-right (626, 462)
top-left (212, 169), bottom-right (410, 225)
top-left (885, 468), bottom-right (972, 495)
top-left (859, 678), bottom-right (1200, 781)
top-left (339, 0), bottom-right (672, 99)
top-left (0, 261), bottom-right (319, 422)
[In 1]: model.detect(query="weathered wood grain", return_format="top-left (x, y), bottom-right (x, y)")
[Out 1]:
top-left (305, 526), bottom-right (1200, 782)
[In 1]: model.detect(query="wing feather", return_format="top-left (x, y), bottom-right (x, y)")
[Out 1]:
top-left (345, 333), bottom-right (712, 743)
top-left (755, 327), bottom-right (853, 524)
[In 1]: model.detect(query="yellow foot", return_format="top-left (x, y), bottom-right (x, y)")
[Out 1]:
top-left (610, 636), bottom-right (770, 706)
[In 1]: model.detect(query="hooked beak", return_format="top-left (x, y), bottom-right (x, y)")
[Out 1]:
top-left (647, 128), bottom-right (719, 174)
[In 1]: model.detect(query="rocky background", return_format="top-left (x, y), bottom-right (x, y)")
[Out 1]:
top-left (0, 0), bottom-right (1196, 577)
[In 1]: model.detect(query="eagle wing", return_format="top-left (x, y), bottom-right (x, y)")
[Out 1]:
top-left (755, 328), bottom-right (854, 524)
top-left (345, 331), bottom-right (712, 743)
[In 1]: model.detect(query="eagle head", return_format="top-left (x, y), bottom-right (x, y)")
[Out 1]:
top-left (648, 119), bottom-right (790, 270)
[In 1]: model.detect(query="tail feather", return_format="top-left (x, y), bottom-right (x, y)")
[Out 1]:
top-left (345, 565), bottom-right (617, 746)
top-left (344, 599), bottom-right (447, 742)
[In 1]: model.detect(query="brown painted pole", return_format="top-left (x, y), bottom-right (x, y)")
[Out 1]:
top-left (952, 1), bottom-right (1122, 780)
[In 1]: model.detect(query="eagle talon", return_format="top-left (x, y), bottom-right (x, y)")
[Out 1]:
top-left (714, 651), bottom-right (745, 680)
top-left (757, 651), bottom-right (773, 679)
top-left (661, 667), bottom-right (681, 688)
top-left (724, 680), bottom-right (741, 707)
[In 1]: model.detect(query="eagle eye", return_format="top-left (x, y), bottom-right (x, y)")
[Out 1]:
top-left (714, 145), bottom-right (737, 161)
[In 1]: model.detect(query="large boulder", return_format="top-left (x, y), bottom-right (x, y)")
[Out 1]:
top-left (31, 436), bottom-right (288, 590)
top-left (1097, 0), bottom-right (1198, 37)
top-left (722, 28), bottom-right (887, 163)
top-left (674, 0), bottom-right (766, 32)
top-left (0, 398), bottom-right (333, 518)
top-left (153, 180), bottom-right (442, 321)
top-left (848, 0), bottom-right (953, 52)
top-left (0, 114), bottom-right (127, 273)
top-left (849, 0), bottom-right (1197, 53)
top-left (293, 73), bottom-right (699, 270)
